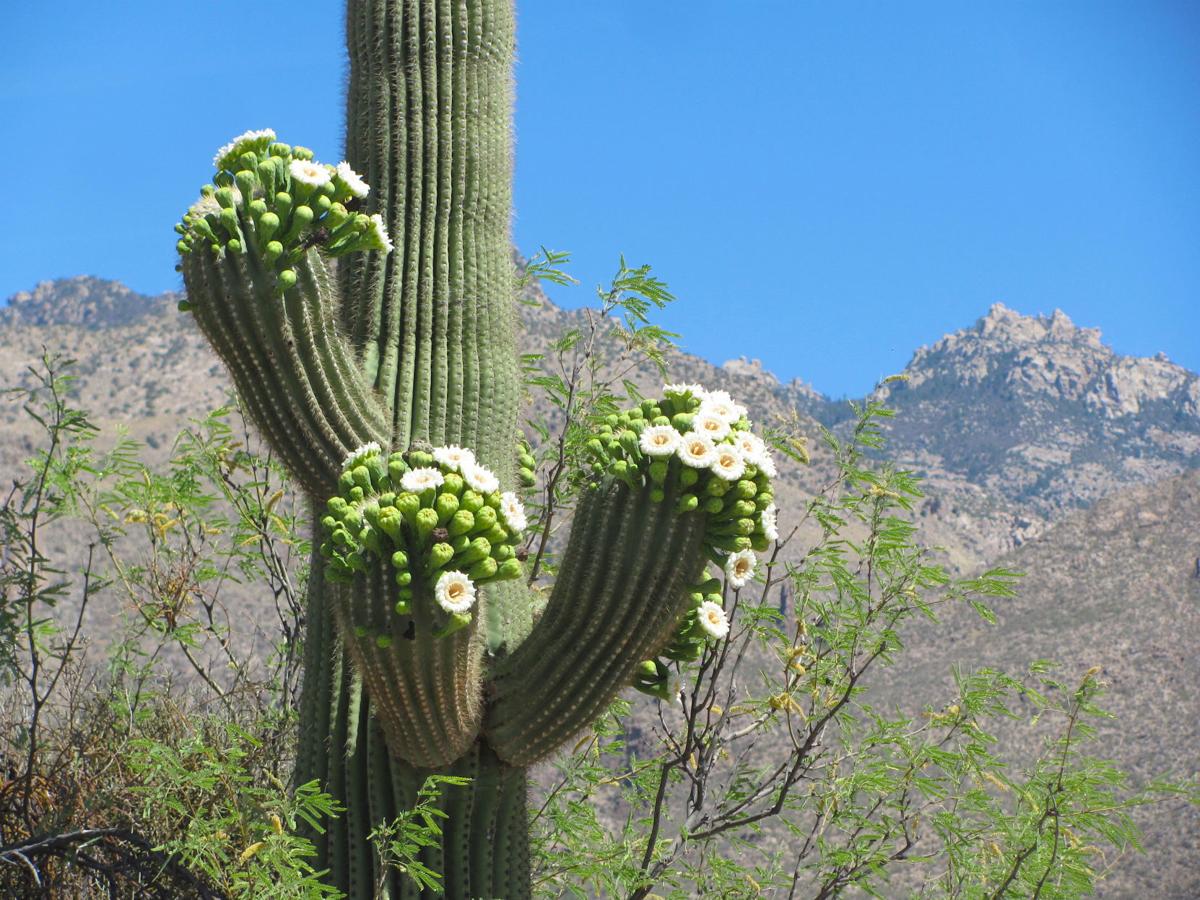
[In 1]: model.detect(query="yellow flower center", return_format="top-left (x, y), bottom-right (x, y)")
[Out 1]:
top-left (448, 582), bottom-right (465, 601)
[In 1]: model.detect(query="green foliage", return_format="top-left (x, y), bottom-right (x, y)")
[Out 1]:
top-left (525, 395), bottom-right (1190, 898)
top-left (368, 776), bottom-right (473, 895)
top-left (124, 724), bottom-right (342, 898)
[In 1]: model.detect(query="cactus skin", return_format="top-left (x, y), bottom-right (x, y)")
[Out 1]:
top-left (177, 2), bottom-right (750, 896)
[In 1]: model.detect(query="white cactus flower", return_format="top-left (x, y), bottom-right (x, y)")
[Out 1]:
top-left (733, 431), bottom-right (767, 466)
top-left (342, 441), bottom-right (382, 470)
top-left (710, 445), bottom-right (746, 482)
top-left (213, 128), bottom-right (276, 168)
top-left (499, 491), bottom-right (528, 533)
top-left (663, 382), bottom-right (706, 398)
top-left (463, 462), bottom-right (500, 494)
top-left (434, 570), bottom-right (476, 614)
top-left (693, 411), bottom-right (731, 442)
top-left (639, 424), bottom-right (681, 458)
top-left (335, 161), bottom-right (371, 198)
top-left (697, 600), bottom-right (730, 640)
top-left (401, 467), bottom-right (444, 493)
top-left (724, 548), bottom-right (757, 589)
top-left (367, 213), bottom-right (394, 253)
top-left (758, 448), bottom-right (778, 479)
top-left (433, 445), bottom-right (477, 473)
top-left (288, 158), bottom-right (332, 188)
top-left (677, 432), bottom-right (717, 469)
top-left (699, 390), bottom-right (747, 425)
top-left (761, 502), bottom-right (779, 542)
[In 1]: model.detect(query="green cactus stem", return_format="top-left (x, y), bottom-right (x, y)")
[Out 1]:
top-left (176, 2), bottom-right (780, 896)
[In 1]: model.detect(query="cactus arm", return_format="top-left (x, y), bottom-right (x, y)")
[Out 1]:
top-left (485, 480), bottom-right (708, 765)
top-left (183, 241), bottom-right (390, 496)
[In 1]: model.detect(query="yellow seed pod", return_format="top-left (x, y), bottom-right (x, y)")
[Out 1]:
top-left (239, 841), bottom-right (266, 863)
top-left (710, 704), bottom-right (723, 717)
top-left (269, 813), bottom-right (283, 834)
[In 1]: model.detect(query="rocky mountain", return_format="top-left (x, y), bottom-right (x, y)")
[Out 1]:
top-left (874, 303), bottom-right (1200, 518)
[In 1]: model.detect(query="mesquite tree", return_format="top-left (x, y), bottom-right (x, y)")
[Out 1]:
top-left (174, 1), bottom-right (776, 895)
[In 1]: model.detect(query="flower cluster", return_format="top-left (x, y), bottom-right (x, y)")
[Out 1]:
top-left (581, 384), bottom-right (780, 700)
top-left (175, 129), bottom-right (392, 299)
top-left (320, 443), bottom-right (526, 639)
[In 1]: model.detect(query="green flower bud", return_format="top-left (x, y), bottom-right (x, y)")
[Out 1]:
top-left (394, 597), bottom-right (411, 615)
top-left (256, 159), bottom-right (277, 198)
top-left (519, 467), bottom-right (536, 487)
top-left (750, 533), bottom-right (770, 552)
top-left (518, 452), bottom-right (536, 470)
top-left (482, 524), bottom-right (509, 546)
top-left (460, 490), bottom-right (484, 514)
top-left (460, 536), bottom-right (491, 565)
top-left (435, 491), bottom-right (460, 525)
top-left (218, 206), bottom-right (240, 241)
top-left (351, 465), bottom-right (372, 490)
top-left (414, 507), bottom-right (438, 542)
top-left (732, 500), bottom-right (756, 518)
top-left (671, 412), bottom-right (694, 431)
top-left (703, 496), bottom-right (724, 515)
top-left (263, 241), bottom-right (284, 266)
top-left (281, 204), bottom-right (314, 244)
top-left (249, 198), bottom-right (268, 218)
top-left (433, 611), bottom-right (471, 639)
top-left (649, 460), bottom-right (669, 484)
top-left (227, 238), bottom-right (243, 254)
top-left (447, 509), bottom-right (475, 538)
top-left (347, 485), bottom-right (364, 503)
top-left (735, 480), bottom-right (758, 500)
top-left (677, 494), bottom-right (699, 513)
top-left (650, 487), bottom-right (665, 504)
top-left (407, 450), bottom-right (435, 468)
top-left (473, 506), bottom-right (497, 533)
top-left (695, 577), bottom-right (722, 594)
top-left (652, 415), bottom-right (671, 427)
top-left (234, 171), bottom-right (257, 207)
top-left (495, 558), bottom-right (524, 581)
top-left (586, 438), bottom-right (605, 457)
top-left (680, 467), bottom-right (700, 488)
top-left (604, 414), bottom-right (619, 428)
top-left (215, 186), bottom-right (237, 209)
top-left (450, 534), bottom-right (471, 554)
top-left (395, 492), bottom-right (420, 522)
top-left (468, 557), bottom-right (498, 581)
top-left (324, 202), bottom-right (350, 229)
top-left (277, 268), bottom-right (297, 292)
top-left (274, 191), bottom-right (294, 223)
top-left (429, 542), bottom-right (455, 570)
top-left (618, 430), bottom-right (639, 454)
top-left (705, 478), bottom-right (730, 497)
top-left (257, 211), bottom-right (280, 245)
top-left (391, 550), bottom-right (409, 570)
top-left (755, 493), bottom-right (774, 511)
top-left (375, 634), bottom-right (393, 649)
top-left (493, 543), bottom-right (515, 561)
top-left (442, 471), bottom-right (465, 496)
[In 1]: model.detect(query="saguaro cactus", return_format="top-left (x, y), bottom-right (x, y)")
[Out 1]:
top-left (174, 2), bottom-right (777, 896)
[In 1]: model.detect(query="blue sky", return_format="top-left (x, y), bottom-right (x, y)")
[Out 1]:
top-left (2, 1), bottom-right (1196, 398)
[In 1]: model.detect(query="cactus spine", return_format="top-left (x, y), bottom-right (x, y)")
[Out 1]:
top-left (175, 2), bottom-right (778, 896)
